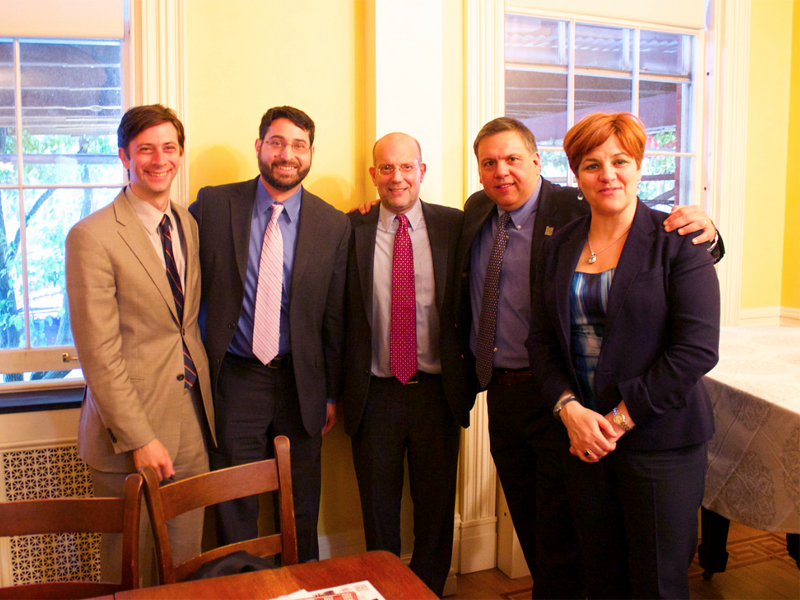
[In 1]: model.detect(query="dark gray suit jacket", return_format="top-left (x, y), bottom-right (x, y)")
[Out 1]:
top-left (189, 177), bottom-right (350, 436)
top-left (342, 200), bottom-right (474, 435)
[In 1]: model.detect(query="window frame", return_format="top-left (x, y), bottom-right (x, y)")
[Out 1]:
top-left (502, 9), bottom-right (707, 211)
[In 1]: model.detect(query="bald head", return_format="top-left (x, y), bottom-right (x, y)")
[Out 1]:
top-left (372, 132), bottom-right (422, 165)
top-left (369, 132), bottom-right (427, 214)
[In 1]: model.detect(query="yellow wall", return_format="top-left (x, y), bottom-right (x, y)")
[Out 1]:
top-left (783, 0), bottom-right (800, 309)
top-left (742, 0), bottom-right (794, 309)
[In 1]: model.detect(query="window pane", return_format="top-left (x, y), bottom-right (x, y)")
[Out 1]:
top-left (640, 31), bottom-right (691, 76)
top-left (0, 188), bottom-right (24, 349)
top-left (575, 74), bottom-right (632, 116)
top-left (575, 24), bottom-right (631, 71)
top-left (640, 155), bottom-right (693, 209)
top-left (505, 15), bottom-right (567, 66)
top-left (540, 151), bottom-right (570, 184)
top-left (0, 40), bottom-right (16, 185)
top-left (24, 187), bottom-right (117, 349)
top-left (19, 40), bottom-right (123, 186)
top-left (506, 69), bottom-right (567, 145)
top-left (1, 368), bottom-right (82, 384)
top-left (640, 80), bottom-right (693, 153)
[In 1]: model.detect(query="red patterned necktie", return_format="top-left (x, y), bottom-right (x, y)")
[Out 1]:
top-left (475, 211), bottom-right (510, 389)
top-left (158, 214), bottom-right (197, 389)
top-left (390, 214), bottom-right (417, 384)
top-left (253, 203), bottom-right (284, 365)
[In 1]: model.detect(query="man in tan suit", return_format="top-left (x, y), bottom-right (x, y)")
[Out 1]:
top-left (65, 104), bottom-right (215, 585)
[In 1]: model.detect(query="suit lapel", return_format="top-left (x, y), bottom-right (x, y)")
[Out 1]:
top-left (355, 206), bottom-right (380, 325)
top-left (291, 188), bottom-right (321, 298)
top-left (604, 201), bottom-right (655, 341)
top-left (231, 178), bottom-right (258, 285)
top-left (460, 196), bottom-right (494, 270)
top-left (172, 203), bottom-right (198, 318)
top-left (420, 201), bottom-right (448, 311)
top-left (114, 191), bottom-right (179, 324)
top-left (554, 219), bottom-right (589, 354)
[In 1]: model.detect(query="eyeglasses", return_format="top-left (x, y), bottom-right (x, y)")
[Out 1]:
top-left (263, 138), bottom-right (311, 154)
top-left (377, 163), bottom-right (417, 176)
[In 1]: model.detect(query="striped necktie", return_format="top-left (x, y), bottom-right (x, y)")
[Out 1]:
top-left (253, 203), bottom-right (284, 365)
top-left (475, 211), bottom-right (510, 390)
top-left (159, 214), bottom-right (197, 390)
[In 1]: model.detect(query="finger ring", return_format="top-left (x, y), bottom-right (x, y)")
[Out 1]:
top-left (583, 450), bottom-right (591, 457)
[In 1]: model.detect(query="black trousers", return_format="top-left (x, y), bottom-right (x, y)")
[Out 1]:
top-left (563, 442), bottom-right (707, 599)
top-left (487, 377), bottom-right (584, 599)
top-left (351, 374), bottom-right (460, 597)
top-left (210, 352), bottom-right (322, 562)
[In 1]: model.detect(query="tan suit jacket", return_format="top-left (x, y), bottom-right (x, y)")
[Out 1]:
top-left (66, 189), bottom-right (215, 473)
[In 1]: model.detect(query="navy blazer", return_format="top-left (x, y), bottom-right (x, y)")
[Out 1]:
top-left (189, 177), bottom-right (350, 437)
top-left (526, 201), bottom-right (720, 451)
top-left (342, 200), bottom-right (474, 434)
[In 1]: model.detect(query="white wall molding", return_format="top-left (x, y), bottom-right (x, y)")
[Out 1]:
top-left (738, 306), bottom-right (800, 327)
top-left (129, 0), bottom-right (190, 205)
top-left (708, 0), bottom-right (749, 325)
top-left (459, 392), bottom-right (498, 573)
top-left (465, 0), bottom-right (504, 200)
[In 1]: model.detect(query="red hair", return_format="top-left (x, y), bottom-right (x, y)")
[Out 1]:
top-left (563, 112), bottom-right (646, 175)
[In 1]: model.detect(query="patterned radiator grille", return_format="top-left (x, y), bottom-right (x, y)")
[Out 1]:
top-left (1, 445), bottom-right (100, 585)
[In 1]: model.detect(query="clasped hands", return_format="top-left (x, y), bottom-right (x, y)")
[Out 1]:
top-left (559, 401), bottom-right (634, 464)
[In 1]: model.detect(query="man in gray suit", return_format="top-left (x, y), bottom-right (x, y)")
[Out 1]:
top-left (189, 106), bottom-right (350, 562)
top-left (66, 104), bottom-right (215, 585)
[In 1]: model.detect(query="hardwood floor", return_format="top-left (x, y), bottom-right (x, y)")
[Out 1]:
top-left (450, 522), bottom-right (799, 600)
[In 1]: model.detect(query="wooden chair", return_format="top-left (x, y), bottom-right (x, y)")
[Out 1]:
top-left (0, 472), bottom-right (142, 599)
top-left (140, 435), bottom-right (297, 585)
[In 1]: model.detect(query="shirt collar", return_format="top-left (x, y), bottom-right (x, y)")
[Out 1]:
top-left (498, 175), bottom-right (542, 228)
top-left (256, 179), bottom-right (303, 223)
top-left (125, 186), bottom-right (176, 233)
top-left (378, 197), bottom-right (424, 231)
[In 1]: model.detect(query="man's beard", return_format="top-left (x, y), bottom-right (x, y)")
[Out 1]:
top-left (258, 156), bottom-right (311, 191)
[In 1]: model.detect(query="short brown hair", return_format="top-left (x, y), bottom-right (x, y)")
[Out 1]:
top-left (473, 117), bottom-right (538, 158)
top-left (259, 106), bottom-right (315, 146)
top-left (118, 104), bottom-right (185, 158)
top-left (563, 112), bottom-right (646, 175)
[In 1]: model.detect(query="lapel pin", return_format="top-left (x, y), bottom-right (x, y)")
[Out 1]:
top-left (545, 226), bottom-right (554, 236)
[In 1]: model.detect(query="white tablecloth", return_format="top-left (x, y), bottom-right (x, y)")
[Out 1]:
top-left (702, 326), bottom-right (800, 532)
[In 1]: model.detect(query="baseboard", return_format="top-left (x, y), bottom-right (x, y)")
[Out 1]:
top-left (780, 306), bottom-right (800, 326)
top-left (458, 516), bottom-right (498, 574)
top-left (317, 529), bottom-right (366, 560)
top-left (738, 306), bottom-right (800, 326)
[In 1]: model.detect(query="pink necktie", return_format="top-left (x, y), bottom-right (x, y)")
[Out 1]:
top-left (390, 214), bottom-right (417, 384)
top-left (253, 203), bottom-right (284, 365)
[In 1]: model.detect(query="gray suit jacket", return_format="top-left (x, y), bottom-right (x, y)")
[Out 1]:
top-left (66, 190), bottom-right (215, 473)
top-left (189, 178), bottom-right (350, 436)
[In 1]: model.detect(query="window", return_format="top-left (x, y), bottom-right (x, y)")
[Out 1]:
top-left (504, 13), bottom-right (700, 212)
top-left (0, 38), bottom-right (123, 387)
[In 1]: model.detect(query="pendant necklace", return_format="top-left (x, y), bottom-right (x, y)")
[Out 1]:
top-left (587, 226), bottom-right (631, 264)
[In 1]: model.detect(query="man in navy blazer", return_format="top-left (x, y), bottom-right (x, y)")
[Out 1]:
top-left (342, 133), bottom-right (474, 596)
top-left (456, 117), bottom-right (723, 598)
top-left (189, 106), bottom-right (350, 562)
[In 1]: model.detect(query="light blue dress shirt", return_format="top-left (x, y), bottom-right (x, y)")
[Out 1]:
top-left (469, 176), bottom-right (542, 369)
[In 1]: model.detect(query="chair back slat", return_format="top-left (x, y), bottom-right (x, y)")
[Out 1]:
top-left (0, 472), bottom-right (142, 599)
top-left (140, 435), bottom-right (297, 585)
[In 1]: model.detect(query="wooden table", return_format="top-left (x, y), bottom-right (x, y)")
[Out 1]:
top-left (113, 550), bottom-right (437, 599)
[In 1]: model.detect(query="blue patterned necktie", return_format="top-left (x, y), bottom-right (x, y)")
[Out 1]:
top-left (475, 211), bottom-right (510, 389)
top-left (159, 214), bottom-right (197, 390)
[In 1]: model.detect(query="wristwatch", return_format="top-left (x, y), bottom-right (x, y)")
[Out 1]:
top-left (553, 394), bottom-right (578, 419)
top-left (612, 406), bottom-right (632, 432)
